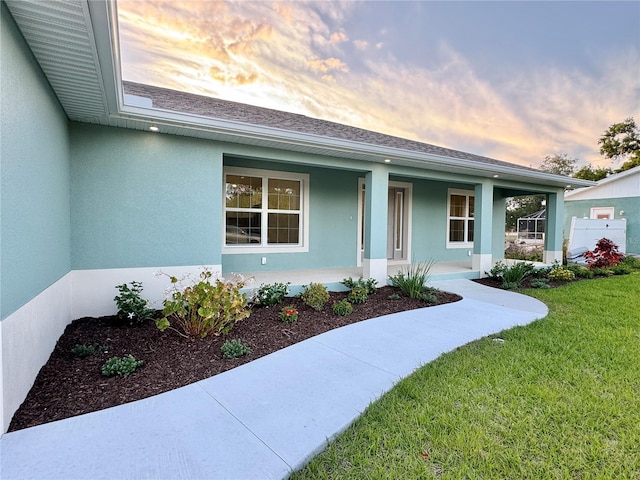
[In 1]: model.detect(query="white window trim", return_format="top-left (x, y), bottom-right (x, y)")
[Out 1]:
top-left (589, 206), bottom-right (614, 219)
top-left (223, 166), bottom-right (309, 254)
top-left (446, 188), bottom-right (475, 249)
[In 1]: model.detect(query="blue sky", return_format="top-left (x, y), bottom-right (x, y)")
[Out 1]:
top-left (118, 1), bottom-right (640, 170)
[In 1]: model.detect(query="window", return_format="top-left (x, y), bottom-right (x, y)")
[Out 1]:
top-left (590, 207), bottom-right (614, 220)
top-left (224, 167), bottom-right (308, 253)
top-left (447, 189), bottom-right (474, 247)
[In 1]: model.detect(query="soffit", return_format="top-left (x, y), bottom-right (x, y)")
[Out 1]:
top-left (4, 0), bottom-right (108, 121)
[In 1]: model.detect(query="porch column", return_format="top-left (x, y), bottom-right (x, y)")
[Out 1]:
top-left (543, 189), bottom-right (564, 264)
top-left (363, 165), bottom-right (388, 285)
top-left (473, 180), bottom-right (494, 276)
top-left (211, 151), bottom-right (224, 275)
top-left (492, 195), bottom-right (507, 261)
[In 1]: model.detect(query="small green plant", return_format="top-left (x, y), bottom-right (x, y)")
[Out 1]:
top-left (530, 278), bottom-right (551, 289)
top-left (279, 305), bottom-right (299, 323)
top-left (486, 261), bottom-right (508, 280)
top-left (388, 292), bottom-right (401, 300)
top-left (341, 277), bottom-right (378, 295)
top-left (418, 288), bottom-right (437, 303)
top-left (221, 339), bottom-right (252, 359)
top-left (547, 266), bottom-right (575, 282)
top-left (620, 255), bottom-right (640, 270)
top-left (253, 282), bottom-right (290, 307)
top-left (610, 264), bottom-right (633, 275)
top-left (500, 262), bottom-right (535, 289)
top-left (71, 343), bottom-right (107, 358)
top-left (300, 283), bottom-right (330, 311)
top-left (347, 287), bottom-right (368, 304)
top-left (114, 281), bottom-right (155, 326)
top-left (566, 264), bottom-right (594, 279)
top-left (156, 270), bottom-right (250, 338)
top-left (332, 299), bottom-right (353, 316)
top-left (389, 260), bottom-right (435, 299)
top-left (101, 355), bottom-right (144, 377)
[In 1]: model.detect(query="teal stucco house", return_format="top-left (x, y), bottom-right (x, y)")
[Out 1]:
top-left (0, 1), bottom-right (592, 433)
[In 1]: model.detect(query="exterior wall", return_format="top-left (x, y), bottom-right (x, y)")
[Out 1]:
top-left (222, 157), bottom-right (360, 273)
top-left (564, 197), bottom-right (640, 254)
top-left (0, 6), bottom-right (72, 432)
top-left (410, 179), bottom-right (475, 262)
top-left (70, 123), bottom-right (223, 270)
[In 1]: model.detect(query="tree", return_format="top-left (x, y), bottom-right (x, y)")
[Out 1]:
top-left (598, 117), bottom-right (640, 172)
top-left (573, 164), bottom-right (611, 181)
top-left (539, 153), bottom-right (577, 176)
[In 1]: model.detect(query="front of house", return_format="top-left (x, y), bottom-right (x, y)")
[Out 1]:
top-left (0, 0), bottom-right (592, 434)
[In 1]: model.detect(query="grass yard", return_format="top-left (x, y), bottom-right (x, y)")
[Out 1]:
top-left (291, 274), bottom-right (640, 479)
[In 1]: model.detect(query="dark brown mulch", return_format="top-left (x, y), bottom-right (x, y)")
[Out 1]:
top-left (9, 286), bottom-right (461, 432)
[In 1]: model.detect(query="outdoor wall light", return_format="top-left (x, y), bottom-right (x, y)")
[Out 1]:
top-left (149, 125), bottom-right (159, 132)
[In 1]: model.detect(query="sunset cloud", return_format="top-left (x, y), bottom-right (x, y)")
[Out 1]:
top-left (118, 1), bottom-right (640, 169)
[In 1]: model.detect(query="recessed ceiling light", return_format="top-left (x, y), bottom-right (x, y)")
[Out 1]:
top-left (493, 174), bottom-right (499, 178)
top-left (384, 158), bottom-right (391, 163)
top-left (149, 126), bottom-right (159, 132)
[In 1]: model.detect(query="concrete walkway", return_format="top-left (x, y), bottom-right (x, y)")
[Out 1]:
top-left (0, 280), bottom-right (548, 480)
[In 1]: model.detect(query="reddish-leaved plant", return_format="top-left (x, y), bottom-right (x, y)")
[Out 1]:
top-left (584, 238), bottom-right (624, 269)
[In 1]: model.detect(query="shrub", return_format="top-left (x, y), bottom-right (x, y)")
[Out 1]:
top-left (332, 299), bottom-right (353, 316)
top-left (418, 288), bottom-right (437, 303)
top-left (71, 343), bottom-right (107, 358)
top-left (279, 305), bottom-right (299, 323)
top-left (253, 282), bottom-right (290, 307)
top-left (101, 355), bottom-right (144, 377)
top-left (300, 283), bottom-right (330, 311)
top-left (486, 261), bottom-right (508, 280)
top-left (499, 262), bottom-right (535, 289)
top-left (547, 266), bottom-right (575, 282)
top-left (221, 339), bottom-right (252, 359)
top-left (584, 238), bottom-right (623, 269)
top-left (389, 260), bottom-right (435, 299)
top-left (620, 255), bottom-right (640, 271)
top-left (347, 287), bottom-right (368, 304)
top-left (530, 278), bottom-right (551, 289)
top-left (591, 267), bottom-right (614, 277)
top-left (114, 281), bottom-right (155, 326)
top-left (610, 264), bottom-right (633, 275)
top-left (156, 270), bottom-right (250, 338)
top-left (566, 264), bottom-right (594, 279)
top-left (341, 277), bottom-right (378, 295)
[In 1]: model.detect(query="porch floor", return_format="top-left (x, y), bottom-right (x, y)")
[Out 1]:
top-left (228, 260), bottom-right (479, 292)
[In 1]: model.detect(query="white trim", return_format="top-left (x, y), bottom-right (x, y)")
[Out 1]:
top-left (72, 265), bottom-right (222, 319)
top-left (223, 166), bottom-right (309, 254)
top-left (473, 253), bottom-right (493, 276)
top-left (446, 188), bottom-right (475, 249)
top-left (543, 250), bottom-right (563, 264)
top-left (363, 258), bottom-right (388, 286)
top-left (1, 273), bottom-right (73, 433)
top-left (589, 206), bottom-right (614, 219)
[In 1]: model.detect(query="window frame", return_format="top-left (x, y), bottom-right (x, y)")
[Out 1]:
top-left (446, 188), bottom-right (475, 249)
top-left (223, 167), bottom-right (309, 254)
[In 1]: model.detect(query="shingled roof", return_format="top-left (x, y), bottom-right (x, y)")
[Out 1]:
top-left (124, 81), bottom-right (541, 174)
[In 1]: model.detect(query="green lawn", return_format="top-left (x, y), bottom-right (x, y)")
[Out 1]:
top-left (291, 274), bottom-right (640, 480)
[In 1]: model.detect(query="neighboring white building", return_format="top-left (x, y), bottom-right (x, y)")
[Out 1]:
top-left (564, 166), bottom-right (640, 255)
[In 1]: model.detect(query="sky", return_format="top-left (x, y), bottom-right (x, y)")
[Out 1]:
top-left (117, 1), bottom-right (640, 170)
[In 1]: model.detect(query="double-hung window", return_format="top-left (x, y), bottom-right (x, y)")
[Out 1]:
top-left (447, 189), bottom-right (474, 248)
top-left (224, 167), bottom-right (309, 253)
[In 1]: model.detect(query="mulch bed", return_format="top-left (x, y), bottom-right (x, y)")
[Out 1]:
top-left (9, 286), bottom-right (461, 432)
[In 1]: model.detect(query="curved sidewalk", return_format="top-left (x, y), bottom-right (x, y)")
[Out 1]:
top-left (0, 280), bottom-right (548, 480)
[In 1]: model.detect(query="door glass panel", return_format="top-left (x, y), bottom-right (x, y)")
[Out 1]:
top-left (395, 191), bottom-right (403, 250)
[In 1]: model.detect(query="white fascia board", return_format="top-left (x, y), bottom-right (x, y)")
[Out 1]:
top-left (115, 104), bottom-right (594, 189)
